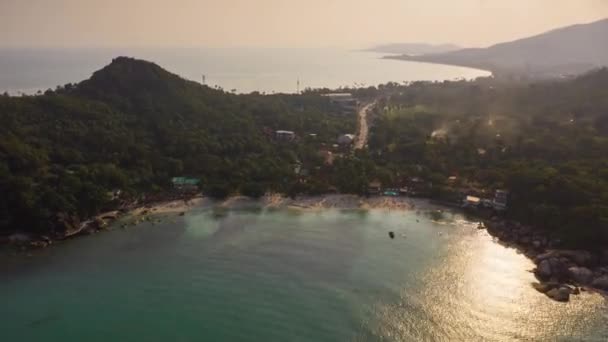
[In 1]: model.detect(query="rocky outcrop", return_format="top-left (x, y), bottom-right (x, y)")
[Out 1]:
top-left (57, 213), bottom-right (82, 238)
top-left (536, 260), bottom-right (553, 280)
top-left (568, 267), bottom-right (593, 285)
top-left (534, 256), bottom-right (568, 281)
top-left (546, 287), bottom-right (571, 302)
top-left (533, 282), bottom-right (574, 302)
top-left (591, 276), bottom-right (608, 291)
top-left (535, 250), bottom-right (594, 267)
top-left (532, 281), bottom-right (559, 294)
top-left (100, 211), bottom-right (120, 220)
top-left (486, 219), bottom-right (608, 301)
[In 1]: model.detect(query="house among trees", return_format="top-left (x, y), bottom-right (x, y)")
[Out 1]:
top-left (322, 93), bottom-right (358, 115)
top-left (275, 130), bottom-right (296, 142)
top-left (368, 180), bottom-right (382, 195)
top-left (463, 195), bottom-right (481, 208)
top-left (171, 177), bottom-right (200, 192)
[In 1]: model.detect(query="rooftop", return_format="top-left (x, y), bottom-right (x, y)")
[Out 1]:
top-left (322, 93), bottom-right (353, 98)
top-left (172, 177), bottom-right (200, 185)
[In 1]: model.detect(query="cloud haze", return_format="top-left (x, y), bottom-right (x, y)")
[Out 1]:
top-left (1, 0), bottom-right (607, 48)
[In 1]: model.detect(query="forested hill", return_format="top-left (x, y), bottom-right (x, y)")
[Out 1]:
top-left (2, 57), bottom-right (608, 248)
top-left (0, 57), bottom-right (355, 236)
top-left (391, 18), bottom-right (608, 78)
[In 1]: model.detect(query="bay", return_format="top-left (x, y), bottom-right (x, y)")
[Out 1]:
top-left (1, 206), bottom-right (606, 341)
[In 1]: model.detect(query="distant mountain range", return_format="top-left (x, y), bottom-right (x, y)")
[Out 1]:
top-left (368, 43), bottom-right (460, 55)
top-left (388, 18), bottom-right (608, 78)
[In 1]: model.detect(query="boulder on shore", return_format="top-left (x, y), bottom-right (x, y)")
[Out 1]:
top-left (568, 266), bottom-right (593, 285)
top-left (535, 250), bottom-right (594, 267)
top-left (546, 287), bottom-right (571, 302)
top-left (591, 275), bottom-right (608, 291)
top-left (536, 260), bottom-right (553, 279)
top-left (532, 282), bottom-right (558, 294)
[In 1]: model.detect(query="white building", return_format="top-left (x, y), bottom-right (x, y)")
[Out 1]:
top-left (275, 130), bottom-right (296, 142)
top-left (463, 195), bottom-right (481, 208)
top-left (323, 93), bottom-right (358, 115)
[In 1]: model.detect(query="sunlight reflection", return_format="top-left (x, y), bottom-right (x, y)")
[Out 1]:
top-left (370, 217), bottom-right (607, 341)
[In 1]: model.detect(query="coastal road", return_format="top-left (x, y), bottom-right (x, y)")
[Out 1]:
top-left (354, 102), bottom-right (375, 150)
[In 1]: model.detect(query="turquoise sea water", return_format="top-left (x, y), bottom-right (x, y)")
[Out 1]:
top-left (0, 47), bottom-right (489, 95)
top-left (1, 206), bottom-right (607, 341)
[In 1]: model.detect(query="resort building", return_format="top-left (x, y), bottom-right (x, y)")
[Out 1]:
top-left (171, 177), bottom-right (200, 191)
top-left (463, 195), bottom-right (481, 208)
top-left (368, 180), bottom-right (382, 195)
top-left (322, 93), bottom-right (358, 115)
top-left (275, 130), bottom-right (296, 142)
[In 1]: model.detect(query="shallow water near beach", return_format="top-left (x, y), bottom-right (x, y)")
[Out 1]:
top-left (1, 207), bottom-right (607, 341)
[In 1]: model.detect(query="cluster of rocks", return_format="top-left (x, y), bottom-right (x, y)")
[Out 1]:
top-left (486, 219), bottom-right (560, 253)
top-left (486, 218), bottom-right (608, 302)
top-left (4, 211), bottom-right (121, 250)
top-left (5, 233), bottom-right (53, 249)
top-left (3, 193), bottom-right (200, 252)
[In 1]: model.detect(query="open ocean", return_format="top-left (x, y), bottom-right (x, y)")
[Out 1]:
top-left (0, 47), bottom-right (489, 94)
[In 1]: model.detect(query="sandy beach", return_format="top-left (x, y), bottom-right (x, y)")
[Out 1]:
top-left (125, 194), bottom-right (419, 220)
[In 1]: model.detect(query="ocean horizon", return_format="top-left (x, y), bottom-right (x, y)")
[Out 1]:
top-left (0, 47), bottom-right (490, 95)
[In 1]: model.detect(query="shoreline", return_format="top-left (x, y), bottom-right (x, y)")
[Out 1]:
top-left (383, 54), bottom-right (495, 78)
top-left (3, 194), bottom-right (428, 248)
top-left (5, 192), bottom-right (607, 301)
top-left (482, 218), bottom-right (608, 301)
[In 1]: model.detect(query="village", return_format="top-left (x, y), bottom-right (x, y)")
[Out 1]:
top-left (166, 91), bottom-right (510, 215)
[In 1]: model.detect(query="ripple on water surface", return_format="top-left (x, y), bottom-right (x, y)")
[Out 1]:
top-left (1, 208), bottom-right (607, 341)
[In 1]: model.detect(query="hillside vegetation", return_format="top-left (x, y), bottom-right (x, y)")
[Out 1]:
top-left (1, 57), bottom-right (607, 249)
top-left (0, 57), bottom-right (355, 235)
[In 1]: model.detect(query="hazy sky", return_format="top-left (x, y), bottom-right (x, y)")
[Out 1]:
top-left (1, 0), bottom-right (607, 48)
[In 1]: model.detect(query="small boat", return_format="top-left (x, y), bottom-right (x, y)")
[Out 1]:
top-left (389, 231), bottom-right (395, 239)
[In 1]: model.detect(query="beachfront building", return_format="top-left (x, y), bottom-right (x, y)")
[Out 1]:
top-left (368, 180), bottom-right (382, 195)
top-left (172, 177), bottom-right (201, 192)
top-left (463, 195), bottom-right (481, 208)
top-left (322, 93), bottom-right (358, 115)
top-left (275, 130), bottom-right (296, 142)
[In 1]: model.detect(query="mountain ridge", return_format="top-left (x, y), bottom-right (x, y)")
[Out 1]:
top-left (390, 18), bottom-right (608, 78)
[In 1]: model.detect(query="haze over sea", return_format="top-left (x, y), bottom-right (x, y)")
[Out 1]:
top-left (2, 207), bottom-right (607, 341)
top-left (0, 47), bottom-right (489, 94)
